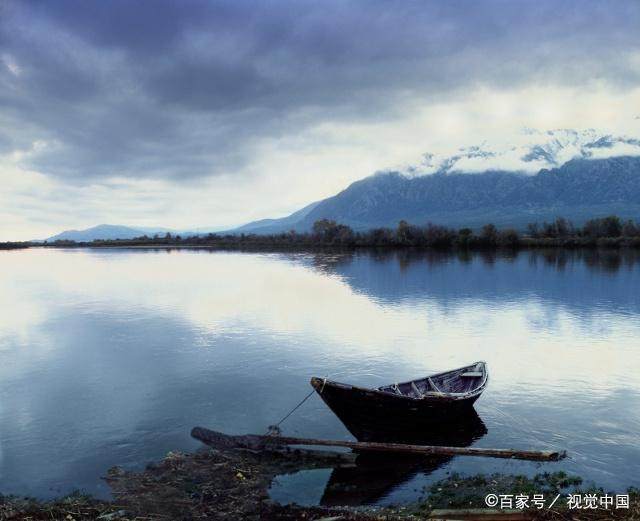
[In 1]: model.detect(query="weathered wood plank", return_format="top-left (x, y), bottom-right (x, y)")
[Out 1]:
top-left (191, 427), bottom-right (566, 462)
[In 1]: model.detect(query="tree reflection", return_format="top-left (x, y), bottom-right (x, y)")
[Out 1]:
top-left (310, 248), bottom-right (640, 276)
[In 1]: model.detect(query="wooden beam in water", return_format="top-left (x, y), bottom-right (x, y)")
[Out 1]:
top-left (190, 427), bottom-right (566, 462)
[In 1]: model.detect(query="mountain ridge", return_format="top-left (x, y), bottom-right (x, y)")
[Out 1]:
top-left (46, 155), bottom-right (640, 241)
top-left (46, 224), bottom-right (199, 242)
top-left (231, 155), bottom-right (640, 233)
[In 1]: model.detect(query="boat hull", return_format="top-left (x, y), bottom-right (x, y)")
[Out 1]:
top-left (312, 377), bottom-right (481, 439)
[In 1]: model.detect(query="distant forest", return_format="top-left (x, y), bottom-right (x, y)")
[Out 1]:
top-left (2, 214), bottom-right (638, 251)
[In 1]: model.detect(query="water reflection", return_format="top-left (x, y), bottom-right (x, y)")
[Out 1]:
top-left (0, 248), bottom-right (639, 501)
top-left (307, 248), bottom-right (640, 316)
top-left (310, 247), bottom-right (640, 274)
top-left (320, 411), bottom-right (487, 507)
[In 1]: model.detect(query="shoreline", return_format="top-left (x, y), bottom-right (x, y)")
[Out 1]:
top-left (3, 240), bottom-right (640, 253)
top-left (1, 445), bottom-right (637, 520)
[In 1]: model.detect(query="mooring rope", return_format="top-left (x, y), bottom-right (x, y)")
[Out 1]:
top-left (266, 377), bottom-right (327, 436)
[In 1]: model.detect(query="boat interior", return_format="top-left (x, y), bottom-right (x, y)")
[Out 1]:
top-left (378, 362), bottom-right (486, 398)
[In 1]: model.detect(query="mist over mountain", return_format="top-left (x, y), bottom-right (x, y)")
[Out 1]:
top-left (234, 155), bottom-right (640, 233)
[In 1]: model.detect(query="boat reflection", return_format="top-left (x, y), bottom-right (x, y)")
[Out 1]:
top-left (320, 410), bottom-right (487, 507)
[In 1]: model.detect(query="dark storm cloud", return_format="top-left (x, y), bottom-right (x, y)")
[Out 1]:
top-left (1, 0), bottom-right (639, 181)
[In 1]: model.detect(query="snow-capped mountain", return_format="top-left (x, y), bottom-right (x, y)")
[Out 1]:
top-left (231, 130), bottom-right (640, 233)
top-left (403, 129), bottom-right (640, 176)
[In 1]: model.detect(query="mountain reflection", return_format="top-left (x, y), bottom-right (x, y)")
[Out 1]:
top-left (308, 248), bottom-right (640, 314)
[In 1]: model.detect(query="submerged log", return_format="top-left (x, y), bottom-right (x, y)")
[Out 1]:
top-left (191, 427), bottom-right (566, 462)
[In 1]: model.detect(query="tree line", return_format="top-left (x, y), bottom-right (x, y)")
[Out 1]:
top-left (35, 215), bottom-right (640, 250)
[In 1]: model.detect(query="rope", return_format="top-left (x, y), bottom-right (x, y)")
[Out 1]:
top-left (266, 377), bottom-right (327, 436)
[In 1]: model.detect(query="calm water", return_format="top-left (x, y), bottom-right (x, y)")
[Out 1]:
top-left (0, 248), bottom-right (639, 504)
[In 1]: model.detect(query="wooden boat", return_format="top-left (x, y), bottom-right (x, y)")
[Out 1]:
top-left (310, 361), bottom-right (488, 434)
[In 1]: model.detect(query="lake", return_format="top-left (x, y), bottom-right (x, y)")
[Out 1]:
top-left (0, 247), bottom-right (639, 505)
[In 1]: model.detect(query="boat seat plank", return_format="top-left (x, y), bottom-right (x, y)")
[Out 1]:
top-left (427, 377), bottom-right (442, 392)
top-left (461, 372), bottom-right (483, 377)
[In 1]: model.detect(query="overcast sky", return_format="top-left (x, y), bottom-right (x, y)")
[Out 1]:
top-left (1, 0), bottom-right (640, 240)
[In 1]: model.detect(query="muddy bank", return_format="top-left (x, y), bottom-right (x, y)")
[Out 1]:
top-left (1, 446), bottom-right (637, 520)
top-left (1, 447), bottom-right (407, 520)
